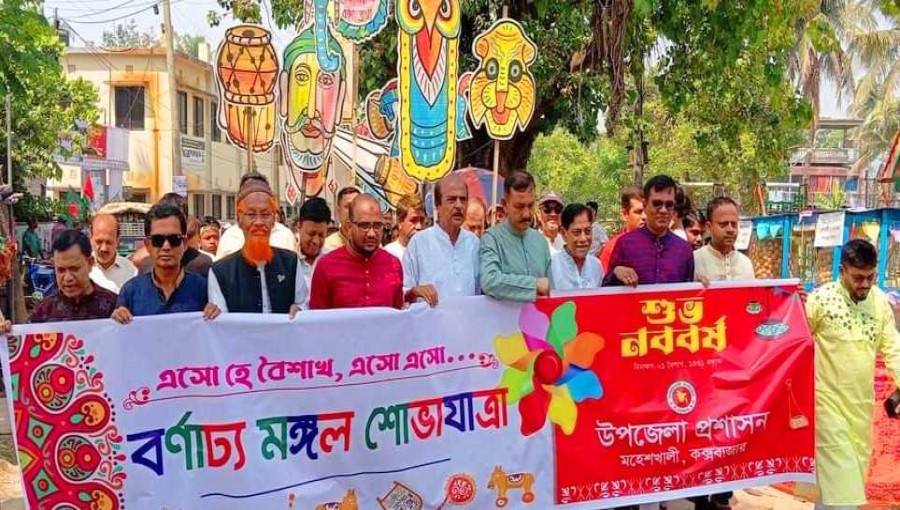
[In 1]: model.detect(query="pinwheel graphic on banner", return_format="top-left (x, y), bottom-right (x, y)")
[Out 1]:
top-left (215, 25), bottom-right (279, 152)
top-left (469, 19), bottom-right (537, 141)
top-left (396, 0), bottom-right (460, 182)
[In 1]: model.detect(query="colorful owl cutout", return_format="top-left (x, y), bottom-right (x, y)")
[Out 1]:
top-left (469, 19), bottom-right (537, 141)
top-left (396, 0), bottom-right (460, 182)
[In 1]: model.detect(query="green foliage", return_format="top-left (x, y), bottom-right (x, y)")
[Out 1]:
top-left (528, 128), bottom-right (629, 220)
top-left (0, 0), bottom-right (100, 187)
top-left (13, 193), bottom-right (63, 222)
top-left (176, 33), bottom-right (206, 59)
top-left (101, 19), bottom-right (158, 47)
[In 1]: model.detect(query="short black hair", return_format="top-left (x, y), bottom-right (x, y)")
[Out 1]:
top-left (561, 203), bottom-right (591, 230)
top-left (52, 229), bottom-right (92, 257)
top-left (643, 175), bottom-right (678, 199)
top-left (158, 192), bottom-right (188, 215)
top-left (841, 239), bottom-right (878, 269)
top-left (200, 216), bottom-right (221, 230)
top-left (299, 197), bottom-right (331, 224)
top-left (674, 185), bottom-right (693, 219)
top-left (706, 196), bottom-right (739, 223)
top-left (337, 186), bottom-right (361, 204)
top-left (586, 201), bottom-right (599, 212)
top-left (621, 186), bottom-right (644, 210)
top-left (683, 212), bottom-right (703, 229)
top-left (145, 203), bottom-right (187, 236)
top-left (504, 171), bottom-right (535, 195)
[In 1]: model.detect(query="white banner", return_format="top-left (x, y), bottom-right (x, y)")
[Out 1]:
top-left (1, 290), bottom-right (814, 510)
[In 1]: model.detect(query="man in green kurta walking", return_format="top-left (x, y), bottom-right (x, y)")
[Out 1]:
top-left (806, 239), bottom-right (900, 509)
top-left (480, 170), bottom-right (551, 302)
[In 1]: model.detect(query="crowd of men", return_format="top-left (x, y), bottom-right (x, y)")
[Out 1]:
top-left (5, 168), bottom-right (900, 510)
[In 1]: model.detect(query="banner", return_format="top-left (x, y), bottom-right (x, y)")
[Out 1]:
top-left (2, 282), bottom-right (814, 509)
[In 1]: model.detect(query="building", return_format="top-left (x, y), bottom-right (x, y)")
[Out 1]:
top-left (788, 117), bottom-right (865, 208)
top-left (56, 45), bottom-right (293, 222)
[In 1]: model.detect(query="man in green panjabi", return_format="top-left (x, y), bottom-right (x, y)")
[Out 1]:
top-left (479, 170), bottom-right (551, 302)
top-left (806, 239), bottom-right (900, 509)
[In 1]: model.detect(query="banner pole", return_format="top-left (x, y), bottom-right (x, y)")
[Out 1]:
top-left (491, 140), bottom-right (500, 223)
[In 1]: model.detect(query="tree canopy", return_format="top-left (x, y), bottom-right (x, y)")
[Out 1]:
top-left (0, 0), bottom-right (99, 189)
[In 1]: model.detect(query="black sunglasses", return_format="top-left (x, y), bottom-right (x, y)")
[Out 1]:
top-left (149, 234), bottom-right (185, 248)
top-left (541, 203), bottom-right (563, 214)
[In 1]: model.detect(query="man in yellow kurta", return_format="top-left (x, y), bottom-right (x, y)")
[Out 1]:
top-left (806, 239), bottom-right (900, 509)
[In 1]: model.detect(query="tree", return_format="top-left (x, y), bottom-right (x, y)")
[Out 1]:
top-left (208, 0), bottom-right (817, 176)
top-left (176, 33), bottom-right (206, 59)
top-left (101, 18), bottom-right (158, 47)
top-left (1, 0), bottom-right (99, 319)
top-left (528, 128), bottom-right (629, 221)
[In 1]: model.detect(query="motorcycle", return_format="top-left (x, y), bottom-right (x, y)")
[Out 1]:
top-left (22, 256), bottom-right (56, 308)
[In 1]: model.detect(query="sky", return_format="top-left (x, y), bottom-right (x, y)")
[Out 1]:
top-left (49, 0), bottom-right (850, 118)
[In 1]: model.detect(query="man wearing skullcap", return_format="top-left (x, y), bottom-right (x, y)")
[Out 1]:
top-left (208, 173), bottom-right (308, 317)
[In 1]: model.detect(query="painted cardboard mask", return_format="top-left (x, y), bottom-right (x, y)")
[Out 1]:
top-left (396, 0), bottom-right (460, 182)
top-left (279, 26), bottom-right (347, 174)
top-left (337, 0), bottom-right (390, 41)
top-left (469, 19), bottom-right (537, 140)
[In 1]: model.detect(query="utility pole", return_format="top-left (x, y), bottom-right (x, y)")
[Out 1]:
top-left (5, 94), bottom-right (11, 187)
top-left (161, 0), bottom-right (181, 196)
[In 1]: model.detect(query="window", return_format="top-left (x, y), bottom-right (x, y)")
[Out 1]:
top-left (212, 194), bottom-right (222, 219)
top-left (177, 91), bottom-right (188, 134)
top-left (226, 195), bottom-right (235, 220)
top-left (192, 193), bottom-right (204, 217)
top-left (193, 97), bottom-right (204, 137)
top-left (211, 102), bottom-right (222, 141)
top-left (67, 64), bottom-right (76, 73)
top-left (211, 101), bottom-right (222, 142)
top-left (114, 86), bottom-right (145, 130)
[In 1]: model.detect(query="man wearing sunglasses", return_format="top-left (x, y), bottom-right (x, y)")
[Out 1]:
top-left (311, 194), bottom-right (412, 309)
top-left (602, 174), bottom-right (694, 287)
top-left (113, 204), bottom-right (219, 323)
top-left (208, 176), bottom-right (308, 317)
top-left (538, 191), bottom-right (565, 255)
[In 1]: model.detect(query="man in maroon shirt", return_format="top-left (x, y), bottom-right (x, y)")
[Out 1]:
top-left (310, 194), bottom-right (432, 310)
top-left (30, 229), bottom-right (118, 323)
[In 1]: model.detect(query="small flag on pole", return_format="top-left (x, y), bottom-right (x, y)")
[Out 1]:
top-left (82, 172), bottom-right (95, 202)
top-left (879, 129), bottom-right (900, 191)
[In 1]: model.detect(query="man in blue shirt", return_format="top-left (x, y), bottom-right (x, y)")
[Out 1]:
top-left (112, 204), bottom-right (219, 323)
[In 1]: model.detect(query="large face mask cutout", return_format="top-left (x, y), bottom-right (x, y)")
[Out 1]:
top-left (469, 19), bottom-right (537, 141)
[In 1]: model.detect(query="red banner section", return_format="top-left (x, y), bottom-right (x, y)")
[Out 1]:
top-left (540, 283), bottom-right (815, 506)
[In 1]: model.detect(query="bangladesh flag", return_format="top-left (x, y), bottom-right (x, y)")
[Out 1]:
top-left (879, 129), bottom-right (900, 192)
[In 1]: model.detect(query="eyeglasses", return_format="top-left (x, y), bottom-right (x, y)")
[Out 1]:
top-left (149, 234), bottom-right (184, 248)
top-left (352, 221), bottom-right (385, 232)
top-left (242, 212), bottom-right (274, 222)
top-left (541, 203), bottom-right (563, 214)
top-left (650, 200), bottom-right (676, 211)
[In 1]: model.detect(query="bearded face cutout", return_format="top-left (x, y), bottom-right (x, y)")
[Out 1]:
top-left (469, 20), bottom-right (537, 141)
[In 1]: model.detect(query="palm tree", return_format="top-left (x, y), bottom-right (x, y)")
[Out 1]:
top-left (789, 0), bottom-right (876, 181)
top-left (850, 8), bottom-right (900, 182)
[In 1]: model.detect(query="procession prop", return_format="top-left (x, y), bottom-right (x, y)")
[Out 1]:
top-left (215, 25), bottom-right (279, 175)
top-left (396, 0), bottom-right (461, 183)
top-left (467, 18), bottom-right (537, 215)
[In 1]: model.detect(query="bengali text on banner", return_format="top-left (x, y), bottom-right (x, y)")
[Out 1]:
top-left (1, 281), bottom-right (814, 509)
